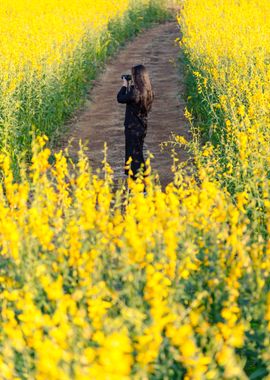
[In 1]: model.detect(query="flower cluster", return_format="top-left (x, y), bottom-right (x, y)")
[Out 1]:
top-left (0, 131), bottom-right (267, 378)
top-left (1, 0), bottom-right (270, 378)
top-left (0, 0), bottom-right (170, 157)
top-left (177, 0), bottom-right (270, 377)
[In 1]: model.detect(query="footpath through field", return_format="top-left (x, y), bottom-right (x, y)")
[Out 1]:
top-left (59, 21), bottom-right (189, 187)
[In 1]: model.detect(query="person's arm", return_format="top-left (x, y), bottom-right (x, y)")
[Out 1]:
top-left (117, 82), bottom-right (134, 104)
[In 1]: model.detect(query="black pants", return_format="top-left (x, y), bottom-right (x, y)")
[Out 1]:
top-left (125, 126), bottom-right (146, 178)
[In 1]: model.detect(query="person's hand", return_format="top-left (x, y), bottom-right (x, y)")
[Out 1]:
top-left (123, 78), bottom-right (128, 87)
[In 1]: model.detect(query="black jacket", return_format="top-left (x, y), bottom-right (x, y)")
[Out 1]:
top-left (117, 85), bottom-right (147, 128)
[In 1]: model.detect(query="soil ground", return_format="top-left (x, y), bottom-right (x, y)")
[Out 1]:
top-left (57, 21), bottom-right (190, 188)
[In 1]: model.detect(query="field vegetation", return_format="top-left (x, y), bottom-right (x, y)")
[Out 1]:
top-left (0, 0), bottom-right (270, 379)
top-left (0, 0), bottom-right (171, 168)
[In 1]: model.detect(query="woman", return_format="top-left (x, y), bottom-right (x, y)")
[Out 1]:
top-left (117, 64), bottom-right (154, 180)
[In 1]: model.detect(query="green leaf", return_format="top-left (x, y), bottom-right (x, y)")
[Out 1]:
top-left (249, 368), bottom-right (268, 380)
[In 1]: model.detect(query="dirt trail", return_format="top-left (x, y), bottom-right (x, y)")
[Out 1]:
top-left (58, 21), bottom-right (190, 188)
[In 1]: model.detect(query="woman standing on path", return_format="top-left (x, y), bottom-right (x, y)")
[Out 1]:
top-left (117, 64), bottom-right (154, 180)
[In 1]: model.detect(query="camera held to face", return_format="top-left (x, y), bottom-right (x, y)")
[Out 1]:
top-left (121, 74), bottom-right (132, 82)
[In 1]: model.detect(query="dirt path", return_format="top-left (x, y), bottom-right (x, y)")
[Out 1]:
top-left (58, 21), bottom-right (190, 188)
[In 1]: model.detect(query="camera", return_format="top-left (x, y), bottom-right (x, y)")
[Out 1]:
top-left (121, 74), bottom-right (132, 81)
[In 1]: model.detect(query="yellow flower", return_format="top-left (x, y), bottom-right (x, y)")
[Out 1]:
top-left (181, 339), bottom-right (197, 357)
top-left (175, 135), bottom-right (188, 145)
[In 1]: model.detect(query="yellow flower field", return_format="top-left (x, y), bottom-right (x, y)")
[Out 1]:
top-left (0, 134), bottom-right (257, 379)
top-left (177, 0), bottom-right (270, 377)
top-left (1, 0), bottom-right (270, 379)
top-left (0, 0), bottom-right (170, 159)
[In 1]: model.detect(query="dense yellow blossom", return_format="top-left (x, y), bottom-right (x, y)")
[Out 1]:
top-left (0, 0), bottom-right (170, 155)
top-left (0, 0), bottom-right (128, 80)
top-left (0, 0), bottom-right (270, 378)
top-left (0, 129), bottom-right (266, 378)
top-left (177, 0), bottom-right (270, 378)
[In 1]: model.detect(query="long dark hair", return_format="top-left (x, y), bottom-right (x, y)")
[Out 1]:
top-left (132, 64), bottom-right (154, 114)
